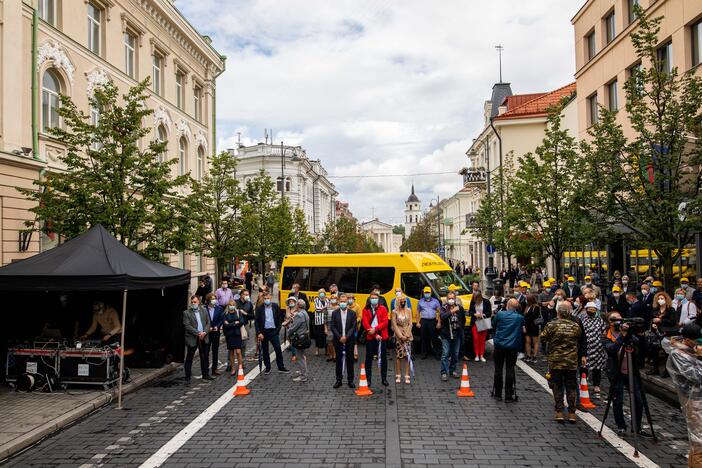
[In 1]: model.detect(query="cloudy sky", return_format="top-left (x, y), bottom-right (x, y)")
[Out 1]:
top-left (177, 0), bottom-right (580, 224)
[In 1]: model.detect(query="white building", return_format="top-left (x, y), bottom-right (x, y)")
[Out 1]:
top-left (229, 143), bottom-right (337, 235)
top-left (404, 184), bottom-right (422, 233)
top-left (360, 219), bottom-right (402, 253)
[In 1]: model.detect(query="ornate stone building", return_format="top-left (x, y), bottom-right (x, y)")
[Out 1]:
top-left (404, 184), bottom-right (421, 233)
top-left (0, 0), bottom-right (225, 273)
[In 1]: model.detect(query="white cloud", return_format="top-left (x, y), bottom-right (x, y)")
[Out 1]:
top-left (177, 0), bottom-right (578, 222)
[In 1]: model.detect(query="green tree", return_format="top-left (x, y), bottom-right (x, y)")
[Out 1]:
top-left (238, 170), bottom-right (281, 271)
top-left (186, 151), bottom-right (240, 279)
top-left (317, 217), bottom-right (381, 253)
top-left (509, 101), bottom-right (592, 280)
top-left (392, 224), bottom-right (406, 237)
top-left (401, 215), bottom-right (438, 252)
top-left (290, 207), bottom-right (315, 254)
top-left (20, 78), bottom-right (190, 260)
top-left (580, 6), bottom-right (702, 291)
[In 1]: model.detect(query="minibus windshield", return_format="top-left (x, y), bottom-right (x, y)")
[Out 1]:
top-left (423, 270), bottom-right (469, 296)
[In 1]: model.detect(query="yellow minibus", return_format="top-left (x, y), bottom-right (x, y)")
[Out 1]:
top-left (279, 252), bottom-right (472, 322)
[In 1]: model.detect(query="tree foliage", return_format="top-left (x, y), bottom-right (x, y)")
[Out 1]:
top-left (401, 215), bottom-right (438, 252)
top-left (317, 217), bottom-right (382, 253)
top-left (19, 78), bottom-right (190, 260)
top-left (580, 6), bottom-right (702, 291)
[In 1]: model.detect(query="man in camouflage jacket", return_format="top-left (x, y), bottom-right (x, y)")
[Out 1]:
top-left (541, 301), bottom-right (584, 423)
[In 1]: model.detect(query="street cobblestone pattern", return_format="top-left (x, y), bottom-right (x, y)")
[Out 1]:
top-left (1, 332), bottom-right (690, 468)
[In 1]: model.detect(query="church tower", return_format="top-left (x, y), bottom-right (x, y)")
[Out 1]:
top-left (404, 184), bottom-right (422, 233)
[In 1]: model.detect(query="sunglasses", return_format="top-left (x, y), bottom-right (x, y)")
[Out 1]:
top-left (608, 318), bottom-right (620, 322)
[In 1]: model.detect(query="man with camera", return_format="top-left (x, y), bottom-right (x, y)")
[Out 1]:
top-left (602, 312), bottom-right (650, 437)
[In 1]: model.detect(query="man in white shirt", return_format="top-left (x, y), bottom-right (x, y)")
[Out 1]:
top-left (331, 294), bottom-right (357, 388)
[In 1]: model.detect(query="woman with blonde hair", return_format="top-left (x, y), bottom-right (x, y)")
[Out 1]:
top-left (392, 294), bottom-right (413, 384)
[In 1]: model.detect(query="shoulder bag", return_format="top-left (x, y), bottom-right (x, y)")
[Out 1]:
top-left (357, 309), bottom-right (377, 345)
top-left (292, 314), bottom-right (311, 349)
top-left (239, 312), bottom-right (249, 341)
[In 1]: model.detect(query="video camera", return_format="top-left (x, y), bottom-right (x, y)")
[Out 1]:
top-left (611, 316), bottom-right (646, 336)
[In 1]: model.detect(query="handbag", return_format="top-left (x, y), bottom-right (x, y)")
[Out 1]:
top-left (240, 321), bottom-right (248, 341)
top-left (475, 317), bottom-right (493, 332)
top-left (292, 313), bottom-right (311, 349)
top-left (534, 317), bottom-right (545, 326)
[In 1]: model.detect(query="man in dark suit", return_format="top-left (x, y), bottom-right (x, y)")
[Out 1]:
top-left (625, 291), bottom-right (650, 323)
top-left (564, 276), bottom-right (581, 301)
top-left (255, 291), bottom-right (289, 374)
top-left (331, 294), bottom-right (357, 388)
top-left (183, 295), bottom-right (212, 384)
top-left (637, 283), bottom-right (654, 325)
top-left (607, 286), bottom-right (629, 315)
top-left (204, 293), bottom-right (225, 375)
top-left (287, 283), bottom-right (310, 311)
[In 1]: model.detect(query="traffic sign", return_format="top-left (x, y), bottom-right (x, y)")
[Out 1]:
top-left (486, 244), bottom-right (496, 254)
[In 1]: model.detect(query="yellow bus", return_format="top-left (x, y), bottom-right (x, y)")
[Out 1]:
top-left (279, 252), bottom-right (472, 323)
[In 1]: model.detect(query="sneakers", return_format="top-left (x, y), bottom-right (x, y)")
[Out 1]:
top-left (451, 371), bottom-right (460, 379)
top-left (518, 353), bottom-right (525, 360)
top-left (555, 411), bottom-right (565, 422)
top-left (263, 368), bottom-right (271, 375)
top-left (616, 427), bottom-right (627, 436)
top-left (441, 373), bottom-right (448, 382)
top-left (568, 412), bottom-right (576, 424)
top-left (292, 376), bottom-right (307, 382)
top-left (278, 367), bottom-right (290, 373)
top-left (480, 356), bottom-right (486, 362)
top-left (637, 430), bottom-right (654, 438)
top-left (474, 356), bottom-right (479, 362)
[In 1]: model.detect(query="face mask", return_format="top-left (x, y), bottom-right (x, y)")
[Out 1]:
top-left (264, 299), bottom-right (271, 306)
top-left (319, 292), bottom-right (325, 298)
top-left (290, 289), bottom-right (295, 294)
top-left (568, 282), bottom-right (574, 287)
top-left (210, 299), bottom-right (217, 306)
top-left (191, 303), bottom-right (198, 309)
top-left (641, 289), bottom-right (649, 296)
top-left (682, 284), bottom-right (688, 289)
top-left (657, 298), bottom-right (666, 306)
top-left (330, 301), bottom-right (338, 306)
top-left (370, 298), bottom-right (379, 306)
top-left (676, 294), bottom-right (684, 301)
top-left (222, 284), bottom-right (228, 289)
top-left (651, 287), bottom-right (658, 294)
top-left (447, 299), bottom-right (456, 305)
top-left (288, 302), bottom-right (296, 308)
top-left (348, 299), bottom-right (355, 305)
top-left (424, 293), bottom-right (431, 299)
top-left (622, 280), bottom-right (628, 284)
top-left (613, 293), bottom-right (620, 299)
top-left (229, 305), bottom-right (236, 310)
top-left (339, 302), bottom-right (347, 309)
top-left (399, 301), bottom-right (406, 306)
top-left (585, 282), bottom-right (591, 286)
top-left (244, 296), bottom-right (250, 302)
top-left (396, 291), bottom-right (402, 297)
top-left (586, 309), bottom-right (596, 315)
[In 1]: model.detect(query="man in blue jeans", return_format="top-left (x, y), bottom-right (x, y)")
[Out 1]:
top-left (492, 298), bottom-right (525, 402)
top-left (255, 292), bottom-right (290, 375)
top-left (439, 291), bottom-right (465, 381)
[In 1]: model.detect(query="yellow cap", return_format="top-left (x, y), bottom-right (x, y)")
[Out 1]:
top-left (567, 276), bottom-right (575, 282)
top-left (681, 277), bottom-right (689, 283)
top-left (584, 275), bottom-right (592, 280)
top-left (549, 278), bottom-right (556, 283)
top-left (612, 286), bottom-right (622, 293)
top-left (652, 280), bottom-right (663, 287)
top-left (519, 281), bottom-right (529, 288)
top-left (423, 286), bottom-right (431, 293)
top-left (543, 280), bottom-right (552, 287)
top-left (448, 284), bottom-right (458, 291)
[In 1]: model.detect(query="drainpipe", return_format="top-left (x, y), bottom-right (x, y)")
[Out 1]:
top-left (31, 7), bottom-right (39, 160)
top-left (211, 57), bottom-right (226, 157)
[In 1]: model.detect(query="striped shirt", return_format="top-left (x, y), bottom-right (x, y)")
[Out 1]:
top-left (314, 297), bottom-right (328, 326)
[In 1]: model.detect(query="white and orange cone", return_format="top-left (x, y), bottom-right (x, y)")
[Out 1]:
top-left (578, 373), bottom-right (596, 409)
top-left (233, 365), bottom-right (250, 396)
top-left (457, 364), bottom-right (475, 397)
top-left (355, 363), bottom-right (373, 396)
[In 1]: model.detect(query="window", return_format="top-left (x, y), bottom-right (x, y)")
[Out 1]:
top-left (193, 86), bottom-right (202, 121)
top-left (692, 20), bottom-right (702, 67)
top-left (87, 2), bottom-right (101, 55)
top-left (156, 125), bottom-right (167, 162)
top-left (657, 40), bottom-right (673, 74)
top-left (178, 137), bottom-right (187, 175)
top-left (175, 71), bottom-right (184, 109)
top-left (196, 146), bottom-right (204, 181)
top-left (308, 267), bottom-right (358, 293)
top-left (124, 32), bottom-right (136, 78)
top-left (90, 106), bottom-right (101, 150)
top-left (401, 272), bottom-right (428, 300)
top-left (281, 267), bottom-right (311, 291)
top-left (356, 267), bottom-right (395, 295)
top-left (41, 70), bottom-right (60, 131)
top-left (276, 176), bottom-right (291, 192)
top-left (588, 93), bottom-right (599, 126)
top-left (628, 0), bottom-right (640, 25)
top-left (607, 80), bottom-right (618, 111)
top-left (586, 30), bottom-right (596, 61)
top-left (605, 11), bottom-right (616, 44)
top-left (423, 270), bottom-right (469, 297)
top-left (38, 0), bottom-right (55, 25)
top-left (152, 53), bottom-right (162, 95)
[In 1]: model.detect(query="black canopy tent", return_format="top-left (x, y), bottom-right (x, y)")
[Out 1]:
top-left (0, 225), bottom-right (190, 407)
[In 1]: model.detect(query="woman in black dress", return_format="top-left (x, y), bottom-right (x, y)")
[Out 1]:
top-left (222, 299), bottom-right (247, 375)
top-left (523, 294), bottom-right (542, 363)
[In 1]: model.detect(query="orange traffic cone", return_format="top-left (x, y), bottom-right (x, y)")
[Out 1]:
top-left (355, 364), bottom-right (373, 396)
top-left (457, 364), bottom-right (475, 397)
top-left (233, 365), bottom-right (250, 396)
top-left (578, 373), bottom-right (596, 409)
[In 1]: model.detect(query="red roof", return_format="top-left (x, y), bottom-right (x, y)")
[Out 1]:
top-left (495, 82), bottom-right (576, 121)
top-left (501, 93), bottom-right (546, 111)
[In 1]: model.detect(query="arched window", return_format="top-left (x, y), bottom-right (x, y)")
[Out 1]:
top-left (156, 125), bottom-right (167, 162)
top-left (196, 146), bottom-right (204, 181)
top-left (41, 69), bottom-right (61, 131)
top-left (178, 137), bottom-right (187, 176)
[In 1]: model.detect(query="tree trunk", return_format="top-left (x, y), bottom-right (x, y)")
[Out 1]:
top-left (553, 255), bottom-right (562, 284)
top-left (660, 250), bottom-right (675, 295)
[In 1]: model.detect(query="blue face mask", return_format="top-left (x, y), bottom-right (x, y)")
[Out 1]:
top-left (319, 292), bottom-right (326, 298)
top-left (264, 299), bottom-right (271, 306)
top-left (650, 287), bottom-right (658, 294)
top-left (190, 303), bottom-right (198, 309)
top-left (370, 298), bottom-right (379, 306)
top-left (424, 293), bottom-right (431, 299)
top-left (676, 294), bottom-right (685, 301)
top-left (348, 298), bottom-right (355, 305)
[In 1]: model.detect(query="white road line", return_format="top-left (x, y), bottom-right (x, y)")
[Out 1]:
top-left (517, 360), bottom-right (659, 468)
top-left (139, 342), bottom-right (289, 468)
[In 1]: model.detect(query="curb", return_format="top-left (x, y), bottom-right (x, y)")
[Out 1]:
top-left (0, 362), bottom-right (180, 462)
top-left (639, 371), bottom-right (679, 407)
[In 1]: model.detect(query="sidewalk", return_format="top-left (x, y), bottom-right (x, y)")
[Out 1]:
top-left (0, 363), bottom-right (178, 461)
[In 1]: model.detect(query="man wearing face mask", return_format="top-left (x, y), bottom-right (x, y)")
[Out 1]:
top-left (215, 279), bottom-right (234, 308)
top-left (183, 295), bottom-right (212, 384)
top-left (620, 275), bottom-right (633, 294)
top-left (514, 281), bottom-right (529, 311)
top-left (255, 292), bottom-right (289, 375)
top-left (439, 291), bottom-right (466, 381)
top-left (204, 293), bottom-right (225, 376)
top-left (80, 301), bottom-right (122, 344)
top-left (287, 283), bottom-right (310, 311)
top-left (583, 275), bottom-right (601, 299)
top-left (364, 284), bottom-right (388, 309)
top-left (564, 277), bottom-right (581, 302)
top-left (417, 286), bottom-right (442, 360)
top-left (608, 286), bottom-right (628, 315)
top-left (331, 294), bottom-right (356, 388)
top-left (637, 283), bottom-right (654, 323)
top-left (362, 291), bottom-right (389, 387)
top-left (673, 288), bottom-right (698, 327)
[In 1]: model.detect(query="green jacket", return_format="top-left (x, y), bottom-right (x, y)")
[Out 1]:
top-left (540, 318), bottom-right (581, 370)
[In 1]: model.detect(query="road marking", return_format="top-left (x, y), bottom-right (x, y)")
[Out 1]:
top-left (139, 342), bottom-right (289, 468)
top-left (517, 360), bottom-right (659, 468)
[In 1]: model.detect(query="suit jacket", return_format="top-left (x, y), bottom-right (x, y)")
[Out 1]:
top-left (565, 285), bottom-right (582, 300)
top-left (205, 305), bottom-right (225, 330)
top-left (607, 295), bottom-right (629, 315)
top-left (625, 300), bottom-right (651, 326)
top-left (331, 308), bottom-right (357, 344)
top-left (183, 306), bottom-right (211, 347)
top-left (255, 302), bottom-right (283, 334)
top-left (468, 298), bottom-right (493, 322)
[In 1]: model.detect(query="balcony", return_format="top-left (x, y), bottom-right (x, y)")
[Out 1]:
top-left (460, 167), bottom-right (487, 186)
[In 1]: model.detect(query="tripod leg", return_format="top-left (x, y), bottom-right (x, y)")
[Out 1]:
top-left (627, 349), bottom-right (639, 456)
top-left (599, 371), bottom-right (619, 436)
top-left (638, 375), bottom-right (657, 442)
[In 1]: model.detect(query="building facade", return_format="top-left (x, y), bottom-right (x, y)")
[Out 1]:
top-left (335, 200), bottom-right (355, 221)
top-left (229, 143), bottom-right (337, 235)
top-left (360, 218), bottom-right (402, 253)
top-left (0, 0), bottom-right (225, 274)
top-left (404, 184), bottom-right (422, 233)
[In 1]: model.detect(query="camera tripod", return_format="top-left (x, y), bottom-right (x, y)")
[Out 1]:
top-left (598, 338), bottom-right (657, 457)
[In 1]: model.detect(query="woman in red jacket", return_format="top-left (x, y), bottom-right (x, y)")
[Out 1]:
top-left (362, 291), bottom-right (389, 387)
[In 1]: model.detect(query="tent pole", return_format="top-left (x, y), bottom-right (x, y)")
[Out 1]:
top-left (117, 288), bottom-right (127, 409)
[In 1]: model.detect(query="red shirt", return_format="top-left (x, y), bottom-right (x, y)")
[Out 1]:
top-left (362, 305), bottom-right (389, 341)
